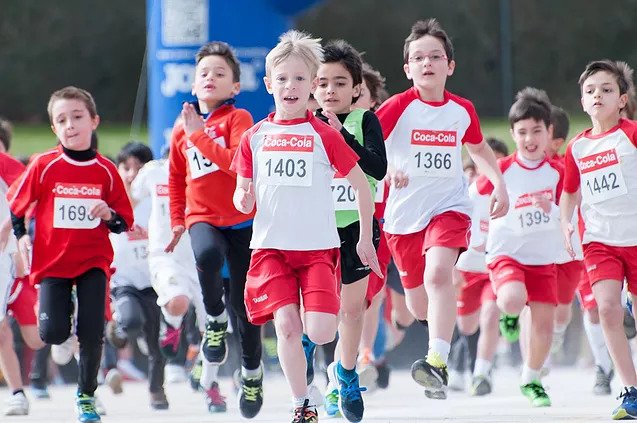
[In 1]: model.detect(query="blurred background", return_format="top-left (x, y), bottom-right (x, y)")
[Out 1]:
top-left (1, 0), bottom-right (637, 157)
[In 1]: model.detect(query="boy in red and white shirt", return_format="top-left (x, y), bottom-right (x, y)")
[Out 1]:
top-left (375, 18), bottom-right (508, 398)
top-left (231, 30), bottom-right (381, 423)
top-left (477, 88), bottom-right (563, 407)
top-left (8, 86), bottom-right (133, 422)
top-left (560, 60), bottom-right (637, 419)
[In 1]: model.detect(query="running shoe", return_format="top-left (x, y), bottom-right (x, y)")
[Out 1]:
top-left (76, 392), bottom-right (100, 422)
top-left (470, 375), bottom-right (492, 396)
top-left (499, 314), bottom-right (521, 343)
top-left (4, 391), bottom-right (29, 416)
top-left (202, 318), bottom-right (227, 364)
top-left (411, 352), bottom-right (448, 400)
top-left (520, 380), bottom-right (551, 407)
top-left (594, 366), bottom-right (613, 396)
top-left (238, 370), bottom-right (264, 419)
top-left (292, 398), bottom-right (318, 423)
top-left (204, 382), bottom-right (227, 413)
top-left (159, 316), bottom-right (182, 360)
top-left (613, 386), bottom-right (637, 420)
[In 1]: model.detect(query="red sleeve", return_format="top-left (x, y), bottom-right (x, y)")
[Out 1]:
top-left (562, 141), bottom-right (581, 193)
top-left (449, 94), bottom-right (483, 145)
top-left (376, 89), bottom-right (413, 141)
top-left (0, 154), bottom-right (25, 188)
top-left (230, 131), bottom-right (254, 178)
top-left (102, 158), bottom-right (134, 228)
top-left (190, 108), bottom-right (253, 175)
top-left (619, 118), bottom-right (637, 148)
top-left (8, 157), bottom-right (41, 218)
top-left (475, 155), bottom-right (513, 196)
top-left (313, 120), bottom-right (359, 176)
top-left (549, 159), bottom-right (565, 204)
top-left (168, 126), bottom-right (188, 228)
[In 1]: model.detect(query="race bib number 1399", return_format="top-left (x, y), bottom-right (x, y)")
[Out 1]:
top-left (53, 183), bottom-right (102, 229)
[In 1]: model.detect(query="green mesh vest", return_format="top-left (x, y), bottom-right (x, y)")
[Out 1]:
top-left (335, 108), bottom-right (378, 228)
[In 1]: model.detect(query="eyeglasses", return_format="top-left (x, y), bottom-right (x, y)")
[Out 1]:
top-left (407, 53), bottom-right (448, 64)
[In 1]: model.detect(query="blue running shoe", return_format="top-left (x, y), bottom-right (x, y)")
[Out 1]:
top-left (613, 387), bottom-right (637, 420)
top-left (76, 392), bottom-right (101, 422)
top-left (627, 295), bottom-right (634, 317)
top-left (324, 387), bottom-right (341, 418)
top-left (302, 333), bottom-right (317, 385)
top-left (333, 361), bottom-right (366, 422)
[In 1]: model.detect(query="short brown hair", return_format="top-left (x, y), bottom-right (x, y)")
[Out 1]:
top-left (361, 63), bottom-right (387, 111)
top-left (508, 87), bottom-right (552, 128)
top-left (0, 117), bottom-right (12, 152)
top-left (47, 86), bottom-right (98, 121)
top-left (196, 41), bottom-right (241, 83)
top-left (578, 60), bottom-right (632, 96)
top-left (550, 106), bottom-right (570, 140)
top-left (403, 19), bottom-right (454, 64)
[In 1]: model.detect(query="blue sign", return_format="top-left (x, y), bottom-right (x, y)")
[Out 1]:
top-left (146, 0), bottom-right (322, 157)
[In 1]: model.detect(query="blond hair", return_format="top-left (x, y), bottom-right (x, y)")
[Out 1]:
top-left (265, 30), bottom-right (323, 78)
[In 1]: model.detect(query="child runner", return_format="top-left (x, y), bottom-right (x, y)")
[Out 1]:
top-left (8, 86), bottom-right (133, 423)
top-left (477, 87), bottom-right (562, 407)
top-left (560, 60), bottom-right (637, 420)
top-left (376, 18), bottom-right (508, 399)
top-left (231, 30), bottom-right (381, 423)
top-left (167, 41), bottom-right (263, 417)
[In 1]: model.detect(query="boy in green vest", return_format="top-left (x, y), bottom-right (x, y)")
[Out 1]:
top-left (304, 39), bottom-right (387, 422)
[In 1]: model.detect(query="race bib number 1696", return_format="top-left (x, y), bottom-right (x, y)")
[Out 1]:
top-left (53, 183), bottom-right (102, 229)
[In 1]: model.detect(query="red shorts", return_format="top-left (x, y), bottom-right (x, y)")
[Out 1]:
top-left (457, 271), bottom-right (496, 316)
top-left (583, 243), bottom-right (637, 294)
top-left (488, 257), bottom-right (557, 305)
top-left (7, 278), bottom-right (38, 326)
top-left (366, 229), bottom-right (391, 305)
top-left (245, 248), bottom-right (341, 325)
top-left (386, 211), bottom-right (471, 290)
top-left (556, 261), bottom-right (584, 305)
top-left (577, 272), bottom-right (597, 310)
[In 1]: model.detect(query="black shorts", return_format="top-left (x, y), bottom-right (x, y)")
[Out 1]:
top-left (337, 218), bottom-right (381, 284)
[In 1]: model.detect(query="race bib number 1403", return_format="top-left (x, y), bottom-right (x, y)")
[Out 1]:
top-left (258, 134), bottom-right (314, 186)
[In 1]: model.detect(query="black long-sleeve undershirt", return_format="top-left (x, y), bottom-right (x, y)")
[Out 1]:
top-left (316, 109), bottom-right (387, 180)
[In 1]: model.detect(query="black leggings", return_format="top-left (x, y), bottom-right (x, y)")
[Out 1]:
top-left (189, 222), bottom-right (261, 369)
top-left (112, 286), bottom-right (165, 393)
top-left (38, 268), bottom-right (106, 395)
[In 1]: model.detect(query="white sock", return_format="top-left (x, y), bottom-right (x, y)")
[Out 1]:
top-left (242, 364), bottom-right (263, 379)
top-left (521, 364), bottom-right (541, 384)
top-left (293, 394), bottom-right (309, 407)
top-left (428, 338), bottom-right (451, 364)
top-left (209, 310), bottom-right (228, 324)
top-left (161, 308), bottom-right (183, 329)
top-left (473, 358), bottom-right (492, 377)
top-left (199, 351), bottom-right (219, 390)
top-left (584, 317), bottom-right (613, 375)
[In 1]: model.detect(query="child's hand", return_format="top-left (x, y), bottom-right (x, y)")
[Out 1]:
top-left (182, 103), bottom-right (205, 137)
top-left (234, 182), bottom-right (255, 214)
top-left (532, 193), bottom-right (552, 214)
top-left (90, 200), bottom-right (113, 221)
top-left (389, 169), bottom-right (409, 189)
top-left (356, 236), bottom-right (383, 278)
top-left (322, 110), bottom-right (343, 131)
top-left (561, 219), bottom-right (576, 259)
top-left (165, 225), bottom-right (185, 253)
top-left (18, 235), bottom-right (32, 274)
top-left (490, 183), bottom-right (509, 218)
top-left (129, 224), bottom-right (148, 239)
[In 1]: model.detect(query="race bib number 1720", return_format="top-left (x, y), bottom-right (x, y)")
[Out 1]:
top-left (53, 183), bottom-right (102, 229)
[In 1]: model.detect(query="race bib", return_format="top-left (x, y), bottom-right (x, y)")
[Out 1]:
top-left (374, 181), bottom-right (385, 203)
top-left (259, 134), bottom-right (314, 187)
top-left (511, 189), bottom-right (555, 235)
top-left (186, 136), bottom-right (226, 179)
top-left (155, 184), bottom-right (169, 218)
top-left (53, 183), bottom-right (101, 229)
top-left (408, 129), bottom-right (458, 178)
top-left (579, 149), bottom-right (628, 204)
top-left (331, 177), bottom-right (357, 211)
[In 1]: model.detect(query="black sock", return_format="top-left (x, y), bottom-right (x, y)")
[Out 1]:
top-left (418, 319), bottom-right (428, 327)
top-left (12, 389), bottom-right (24, 396)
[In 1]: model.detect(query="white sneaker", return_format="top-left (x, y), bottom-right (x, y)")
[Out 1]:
top-left (105, 368), bottom-right (123, 394)
top-left (51, 335), bottom-right (77, 366)
top-left (357, 364), bottom-right (379, 393)
top-left (95, 395), bottom-right (107, 415)
top-left (4, 391), bottom-right (29, 416)
top-left (164, 363), bottom-right (188, 384)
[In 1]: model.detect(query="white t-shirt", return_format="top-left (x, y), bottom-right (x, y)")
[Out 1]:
top-left (110, 200), bottom-right (152, 290)
top-left (479, 154), bottom-right (563, 266)
top-left (131, 160), bottom-right (197, 264)
top-left (376, 88), bottom-right (484, 235)
top-left (231, 111), bottom-right (359, 250)
top-left (564, 119), bottom-right (637, 247)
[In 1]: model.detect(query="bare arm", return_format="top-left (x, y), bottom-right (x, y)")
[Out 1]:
top-left (466, 141), bottom-right (509, 218)
top-left (559, 189), bottom-right (581, 259)
top-left (233, 175), bottom-right (255, 215)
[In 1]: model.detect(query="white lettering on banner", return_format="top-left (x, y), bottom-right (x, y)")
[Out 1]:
top-left (331, 178), bottom-right (357, 211)
top-left (579, 149), bottom-right (628, 204)
top-left (161, 0), bottom-right (208, 47)
top-left (408, 129), bottom-right (458, 178)
top-left (259, 134), bottom-right (314, 186)
top-left (161, 63), bottom-right (195, 97)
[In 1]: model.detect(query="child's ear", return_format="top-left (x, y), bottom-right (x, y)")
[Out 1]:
top-left (353, 83), bottom-right (361, 98)
top-left (231, 81), bottom-right (241, 96)
top-left (619, 92), bottom-right (628, 110)
top-left (311, 76), bottom-right (318, 93)
top-left (263, 76), bottom-right (273, 94)
top-left (403, 63), bottom-right (412, 80)
top-left (447, 59), bottom-right (456, 77)
top-left (91, 114), bottom-right (101, 131)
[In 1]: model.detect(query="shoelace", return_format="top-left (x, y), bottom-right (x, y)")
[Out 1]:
top-left (206, 325), bottom-right (225, 348)
top-left (617, 387), bottom-right (637, 403)
top-left (525, 383), bottom-right (548, 398)
top-left (325, 389), bottom-right (339, 405)
top-left (502, 316), bottom-right (519, 332)
top-left (77, 397), bottom-right (98, 415)
top-left (340, 381), bottom-right (367, 401)
top-left (191, 363), bottom-right (202, 380)
top-left (161, 327), bottom-right (180, 349)
top-left (293, 400), bottom-right (317, 423)
top-left (242, 384), bottom-right (262, 402)
top-left (207, 386), bottom-right (226, 404)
